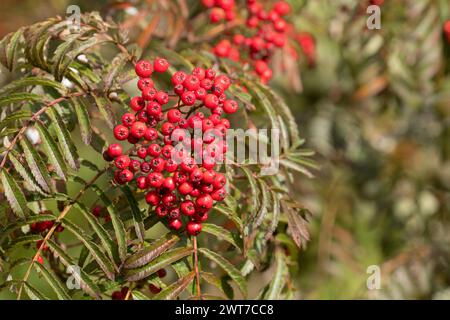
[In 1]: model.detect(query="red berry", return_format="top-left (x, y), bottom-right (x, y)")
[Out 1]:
top-left (155, 91), bottom-right (169, 105)
top-left (186, 221), bottom-right (202, 236)
top-left (137, 78), bottom-right (154, 91)
top-left (147, 143), bottom-right (162, 157)
top-left (130, 121), bottom-right (147, 139)
top-left (155, 205), bottom-right (169, 218)
top-left (142, 87), bottom-right (157, 101)
top-left (149, 284), bottom-right (162, 294)
top-left (136, 176), bottom-right (148, 189)
top-left (172, 71), bottom-right (188, 85)
top-left (147, 172), bottom-right (164, 188)
top-left (178, 182), bottom-right (194, 195)
top-left (168, 218), bottom-right (183, 231)
top-left (135, 60), bottom-right (153, 78)
top-left (154, 58), bottom-right (169, 73)
top-left (91, 205), bottom-right (103, 217)
top-left (181, 91), bottom-right (196, 106)
top-left (156, 269), bottom-right (167, 278)
top-left (107, 144), bottom-right (123, 158)
top-left (130, 96), bottom-right (145, 111)
top-left (144, 127), bottom-right (158, 141)
top-left (210, 7), bottom-right (226, 23)
top-left (121, 113), bottom-right (136, 127)
top-left (114, 124), bottom-right (129, 141)
top-left (204, 94), bottom-right (219, 109)
top-left (167, 109), bottom-right (182, 123)
top-left (196, 194), bottom-right (213, 210)
top-left (115, 155), bottom-right (130, 170)
top-left (213, 173), bottom-right (227, 189)
top-left (136, 147), bottom-right (148, 159)
top-left (211, 187), bottom-right (227, 201)
top-left (223, 99), bottom-right (238, 114)
top-left (145, 191), bottom-right (160, 206)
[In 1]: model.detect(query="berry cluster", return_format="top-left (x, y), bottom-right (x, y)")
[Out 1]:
top-left (91, 205), bottom-right (111, 223)
top-left (204, 1), bottom-right (316, 83)
top-left (30, 212), bottom-right (64, 235)
top-left (103, 58), bottom-right (238, 236)
top-left (202, 0), bottom-right (237, 23)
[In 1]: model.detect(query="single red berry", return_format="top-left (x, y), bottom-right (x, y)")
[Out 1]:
top-left (91, 205), bottom-right (103, 217)
top-left (146, 101), bottom-right (162, 117)
top-left (144, 127), bottom-right (158, 141)
top-left (137, 78), bottom-right (154, 91)
top-left (168, 218), bottom-right (183, 231)
top-left (150, 157), bottom-right (166, 172)
top-left (142, 87), bottom-right (157, 101)
top-left (196, 194), bottom-right (213, 210)
top-left (114, 124), bottom-right (129, 141)
top-left (147, 172), bottom-right (165, 188)
top-left (211, 187), bottom-right (227, 201)
top-left (223, 99), bottom-right (238, 114)
top-left (107, 144), bottom-right (123, 158)
top-left (195, 88), bottom-right (207, 100)
top-left (135, 60), bottom-right (153, 78)
top-left (136, 176), bottom-right (148, 189)
top-left (129, 159), bottom-right (141, 172)
top-left (204, 94), bottom-right (219, 109)
top-left (117, 169), bottom-right (133, 184)
top-left (186, 221), bottom-right (202, 236)
top-left (172, 71), bottom-right (188, 85)
top-left (164, 159), bottom-right (178, 172)
top-left (141, 161), bottom-right (151, 173)
top-left (130, 96), bottom-right (146, 111)
top-left (115, 155), bottom-right (131, 170)
top-left (156, 268), bottom-right (167, 278)
top-left (210, 7), bottom-right (226, 23)
top-left (122, 113), bottom-right (136, 127)
top-left (154, 58), bottom-right (170, 73)
top-left (130, 121), bottom-right (147, 139)
top-left (149, 284), bottom-right (162, 294)
top-left (155, 91), bottom-right (169, 105)
top-left (161, 122), bottom-right (175, 136)
top-left (213, 173), bottom-right (227, 189)
top-left (155, 205), bottom-right (169, 218)
top-left (178, 182), bottom-right (194, 195)
top-left (147, 143), bottom-right (162, 157)
top-left (145, 191), bottom-right (160, 206)
top-left (112, 291), bottom-right (124, 300)
top-left (181, 200), bottom-right (196, 217)
top-left (174, 84), bottom-right (185, 95)
top-left (136, 147), bottom-right (148, 159)
top-left (167, 109), bottom-right (182, 123)
top-left (205, 68), bottom-right (216, 79)
top-left (162, 193), bottom-right (177, 207)
top-left (181, 91), bottom-right (196, 106)
top-left (162, 176), bottom-right (176, 191)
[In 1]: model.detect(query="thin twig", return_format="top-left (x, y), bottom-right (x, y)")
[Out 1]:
top-left (193, 236), bottom-right (202, 298)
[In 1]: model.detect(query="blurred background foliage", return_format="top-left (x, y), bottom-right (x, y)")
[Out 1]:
top-left (0, 0), bottom-right (449, 300)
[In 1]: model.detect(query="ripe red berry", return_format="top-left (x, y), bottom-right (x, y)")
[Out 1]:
top-left (142, 87), bottom-right (157, 101)
top-left (147, 143), bottom-right (162, 157)
top-left (155, 205), bottom-right (168, 218)
top-left (145, 191), bottom-right (160, 206)
top-left (154, 58), bottom-right (170, 73)
top-left (196, 194), bottom-right (213, 210)
top-left (204, 94), bottom-right (219, 109)
top-left (91, 205), bottom-right (103, 217)
top-left (135, 60), bottom-right (153, 78)
top-left (144, 127), bottom-right (158, 141)
top-left (186, 221), bottom-right (202, 236)
top-left (136, 176), bottom-right (148, 189)
top-left (107, 144), bottom-right (123, 158)
top-left (213, 173), bottom-right (227, 189)
top-left (117, 169), bottom-right (133, 184)
top-left (137, 78), bottom-right (154, 91)
top-left (178, 182), bottom-right (194, 195)
top-left (211, 187), bottom-right (227, 201)
top-left (147, 172), bottom-right (165, 188)
top-left (181, 91), bottom-right (196, 106)
top-left (210, 7), bottom-right (226, 23)
top-left (168, 218), bottom-right (183, 231)
top-left (130, 121), bottom-right (147, 139)
top-left (130, 96), bottom-right (145, 111)
top-left (223, 99), bottom-right (239, 114)
top-left (181, 200), bottom-right (196, 217)
top-left (172, 71), bottom-right (188, 85)
top-left (167, 109), bottom-right (182, 123)
top-left (149, 284), bottom-right (162, 294)
top-left (156, 269), bottom-right (167, 278)
top-left (114, 124), bottom-right (129, 141)
top-left (115, 155), bottom-right (130, 170)
top-left (155, 91), bottom-right (169, 105)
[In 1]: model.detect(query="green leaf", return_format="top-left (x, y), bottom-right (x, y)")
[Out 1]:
top-left (34, 262), bottom-right (72, 300)
top-left (104, 53), bottom-right (128, 92)
top-left (201, 223), bottom-right (241, 251)
top-left (199, 247), bottom-right (247, 298)
top-left (75, 202), bottom-right (117, 263)
top-left (70, 97), bottom-right (92, 145)
top-left (124, 234), bottom-right (180, 269)
top-left (51, 33), bottom-right (82, 81)
top-left (240, 167), bottom-right (260, 224)
top-left (35, 122), bottom-right (67, 180)
top-left (46, 239), bottom-right (102, 299)
top-left (93, 185), bottom-right (127, 262)
top-left (20, 135), bottom-right (53, 193)
top-left (0, 110), bottom-right (32, 131)
top-left (0, 77), bottom-right (64, 97)
top-left (200, 271), bottom-right (231, 299)
top-left (125, 247), bottom-right (193, 281)
top-left (0, 28), bottom-right (23, 71)
top-left (151, 272), bottom-right (195, 300)
top-left (48, 108), bottom-right (79, 170)
top-left (262, 249), bottom-right (288, 300)
top-left (0, 93), bottom-right (45, 107)
top-left (121, 185), bottom-right (145, 243)
top-left (256, 83), bottom-right (301, 147)
top-left (1, 170), bottom-right (29, 219)
top-left (279, 159), bottom-right (314, 178)
top-left (132, 290), bottom-right (150, 300)
top-left (62, 218), bottom-right (116, 280)
top-left (213, 204), bottom-right (243, 233)
top-left (23, 282), bottom-right (50, 300)
top-left (92, 93), bottom-right (115, 129)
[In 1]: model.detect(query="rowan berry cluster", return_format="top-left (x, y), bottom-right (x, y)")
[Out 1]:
top-left (30, 212), bottom-right (64, 235)
top-left (204, 0), bottom-right (315, 83)
top-left (103, 58), bottom-right (238, 236)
